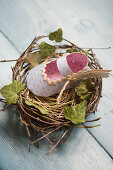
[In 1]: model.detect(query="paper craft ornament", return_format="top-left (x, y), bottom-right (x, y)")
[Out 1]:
top-left (0, 28), bottom-right (111, 155)
top-left (26, 52), bottom-right (89, 97)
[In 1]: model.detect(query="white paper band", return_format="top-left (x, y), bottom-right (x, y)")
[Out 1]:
top-left (57, 54), bottom-right (73, 77)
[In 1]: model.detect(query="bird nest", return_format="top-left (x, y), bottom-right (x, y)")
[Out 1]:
top-left (8, 35), bottom-right (104, 154)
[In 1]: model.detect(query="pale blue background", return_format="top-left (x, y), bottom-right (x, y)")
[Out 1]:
top-left (0, 0), bottom-right (113, 169)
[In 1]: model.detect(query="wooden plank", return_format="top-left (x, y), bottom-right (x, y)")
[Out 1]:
top-left (0, 32), bottom-right (113, 169)
top-left (0, 0), bottom-right (113, 158)
top-left (0, 0), bottom-right (113, 52)
top-left (0, 0), bottom-right (113, 167)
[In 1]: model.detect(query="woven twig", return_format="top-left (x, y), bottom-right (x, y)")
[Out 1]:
top-left (2, 36), bottom-right (103, 154)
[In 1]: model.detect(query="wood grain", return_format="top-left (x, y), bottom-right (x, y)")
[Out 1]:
top-left (0, 0), bottom-right (113, 169)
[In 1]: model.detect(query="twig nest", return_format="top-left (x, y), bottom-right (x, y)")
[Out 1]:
top-left (0, 28), bottom-right (110, 154)
top-left (26, 52), bottom-right (88, 97)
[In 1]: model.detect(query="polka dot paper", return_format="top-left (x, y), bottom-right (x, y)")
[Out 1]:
top-left (26, 53), bottom-right (88, 97)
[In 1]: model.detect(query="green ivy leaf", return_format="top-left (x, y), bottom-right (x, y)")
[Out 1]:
top-left (49, 28), bottom-right (63, 42)
top-left (64, 100), bottom-right (87, 124)
top-left (66, 49), bottom-right (79, 53)
top-left (84, 50), bottom-right (88, 55)
top-left (39, 42), bottom-right (56, 57)
top-left (25, 99), bottom-right (48, 114)
top-left (26, 51), bottom-right (43, 69)
top-left (75, 79), bottom-right (95, 100)
top-left (0, 80), bottom-right (25, 104)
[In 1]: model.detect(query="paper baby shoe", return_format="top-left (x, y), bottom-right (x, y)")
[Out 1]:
top-left (26, 52), bottom-right (88, 97)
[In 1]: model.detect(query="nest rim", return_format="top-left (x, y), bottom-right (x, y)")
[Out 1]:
top-left (12, 35), bottom-right (102, 154)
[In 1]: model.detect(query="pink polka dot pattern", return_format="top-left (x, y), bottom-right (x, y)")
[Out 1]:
top-left (26, 52), bottom-right (89, 97)
top-left (45, 60), bottom-right (63, 82)
top-left (66, 53), bottom-right (88, 73)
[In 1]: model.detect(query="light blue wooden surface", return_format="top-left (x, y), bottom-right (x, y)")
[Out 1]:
top-left (0, 0), bottom-right (113, 169)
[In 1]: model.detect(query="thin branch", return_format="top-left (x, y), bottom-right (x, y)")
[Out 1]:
top-left (57, 80), bottom-right (70, 104)
top-left (0, 59), bottom-right (18, 62)
top-left (46, 128), bottom-right (68, 155)
top-left (85, 117), bottom-right (101, 123)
